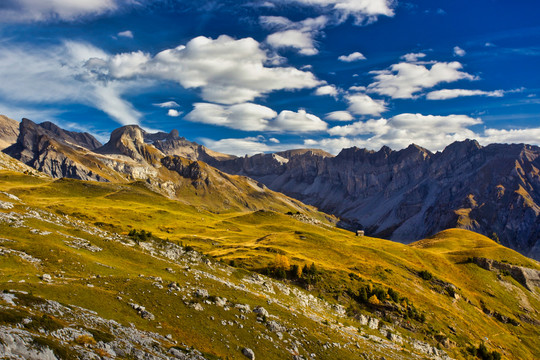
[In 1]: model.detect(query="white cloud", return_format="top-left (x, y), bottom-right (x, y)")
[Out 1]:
top-left (266, 29), bottom-right (320, 55)
top-left (324, 113), bottom-right (482, 152)
top-left (283, 0), bottom-right (395, 25)
top-left (400, 52), bottom-right (426, 62)
top-left (107, 35), bottom-right (321, 104)
top-left (426, 89), bottom-right (504, 100)
top-left (185, 103), bottom-right (277, 131)
top-left (306, 112), bottom-right (540, 154)
top-left (91, 85), bottom-right (142, 125)
top-left (0, 40), bottom-right (144, 126)
top-left (303, 137), bottom-right (359, 154)
top-left (346, 93), bottom-right (387, 115)
top-left (201, 137), bottom-right (273, 156)
top-left (479, 128), bottom-right (540, 145)
top-left (328, 118), bottom-right (387, 136)
top-left (325, 110), bottom-right (354, 121)
top-left (273, 109), bottom-right (328, 132)
top-left (368, 61), bottom-right (477, 99)
top-left (0, 102), bottom-right (60, 126)
top-left (0, 0), bottom-right (123, 22)
top-left (338, 52), bottom-right (366, 62)
top-left (117, 30), bottom-right (133, 39)
top-left (262, 15), bottom-right (328, 56)
top-left (167, 109), bottom-right (182, 117)
top-left (453, 46), bottom-right (466, 57)
top-left (200, 136), bottom-right (297, 156)
top-left (186, 103), bottom-right (327, 133)
top-left (349, 85), bottom-right (366, 91)
top-left (0, 35), bottom-right (322, 128)
top-left (315, 85), bottom-right (339, 97)
top-left (389, 113), bottom-right (481, 133)
top-left (154, 101), bottom-right (180, 108)
top-left (260, 15), bottom-right (295, 29)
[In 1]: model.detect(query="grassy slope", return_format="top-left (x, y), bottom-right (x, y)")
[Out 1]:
top-left (1, 170), bottom-right (539, 359)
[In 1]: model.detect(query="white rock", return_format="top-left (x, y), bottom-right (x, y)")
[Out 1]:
top-left (253, 306), bottom-right (269, 317)
top-left (242, 347), bottom-right (255, 359)
top-left (367, 317), bottom-right (379, 330)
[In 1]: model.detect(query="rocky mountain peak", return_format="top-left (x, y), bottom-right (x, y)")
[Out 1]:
top-left (335, 147), bottom-right (376, 162)
top-left (5, 118), bottom-right (56, 163)
top-left (37, 121), bottom-right (102, 150)
top-left (16, 118), bottom-right (102, 151)
top-left (440, 139), bottom-right (482, 157)
top-left (0, 115), bottom-right (19, 150)
top-left (110, 125), bottom-right (145, 145)
top-left (143, 128), bottom-right (183, 143)
top-left (168, 129), bottom-right (181, 140)
top-left (96, 125), bottom-right (165, 166)
top-left (275, 149), bottom-right (333, 160)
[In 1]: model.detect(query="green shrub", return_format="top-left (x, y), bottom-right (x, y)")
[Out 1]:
top-left (470, 343), bottom-right (502, 360)
top-left (388, 288), bottom-right (400, 302)
top-left (128, 229), bottom-right (153, 244)
top-left (419, 270), bottom-right (433, 281)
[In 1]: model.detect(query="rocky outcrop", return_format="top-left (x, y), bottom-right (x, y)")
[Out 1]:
top-left (473, 257), bottom-right (540, 291)
top-left (151, 129), bottom-right (235, 162)
top-left (211, 140), bottom-right (540, 260)
top-left (0, 115), bottom-right (19, 150)
top-left (3, 118), bottom-right (108, 181)
top-left (38, 121), bottom-right (101, 150)
top-left (97, 125), bottom-right (162, 164)
top-left (161, 156), bottom-right (206, 182)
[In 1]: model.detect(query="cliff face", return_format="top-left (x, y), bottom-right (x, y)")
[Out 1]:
top-left (151, 131), bottom-right (235, 163)
top-left (211, 140), bottom-right (540, 260)
top-left (3, 118), bottom-right (110, 181)
top-left (0, 115), bottom-right (19, 150)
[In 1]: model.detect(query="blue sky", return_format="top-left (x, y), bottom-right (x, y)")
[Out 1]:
top-left (0, 0), bottom-right (539, 155)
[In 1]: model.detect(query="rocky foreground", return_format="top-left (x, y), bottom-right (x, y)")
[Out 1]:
top-left (0, 189), bottom-right (453, 360)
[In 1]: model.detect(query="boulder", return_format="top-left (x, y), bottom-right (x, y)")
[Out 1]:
top-left (253, 306), bottom-right (269, 317)
top-left (194, 288), bottom-right (209, 297)
top-left (242, 348), bottom-right (255, 359)
top-left (368, 317), bottom-right (379, 330)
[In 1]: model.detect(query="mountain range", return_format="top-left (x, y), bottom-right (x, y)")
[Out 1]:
top-left (1, 116), bottom-right (539, 260)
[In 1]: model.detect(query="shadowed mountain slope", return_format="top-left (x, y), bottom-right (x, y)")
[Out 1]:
top-left (211, 140), bottom-right (540, 260)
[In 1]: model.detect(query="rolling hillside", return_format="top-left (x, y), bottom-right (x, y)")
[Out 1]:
top-left (1, 167), bottom-right (539, 359)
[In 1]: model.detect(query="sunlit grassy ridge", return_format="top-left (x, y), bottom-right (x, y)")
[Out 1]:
top-left (1, 170), bottom-right (539, 359)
